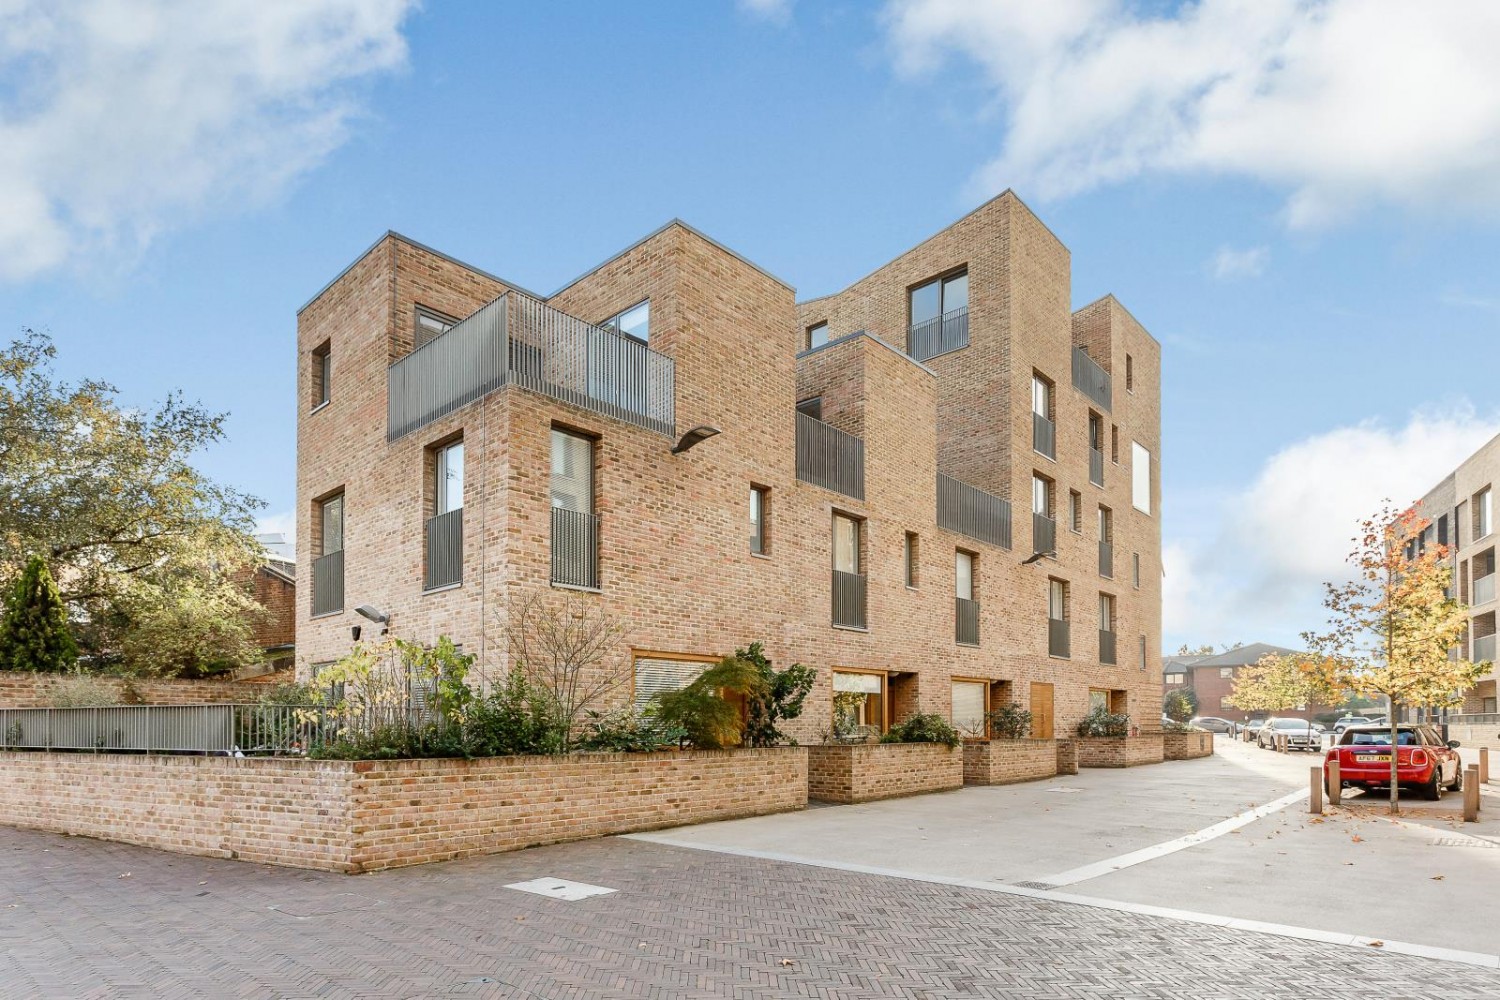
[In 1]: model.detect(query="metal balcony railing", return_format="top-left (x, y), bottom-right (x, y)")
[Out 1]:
top-left (1089, 447), bottom-right (1104, 487)
top-left (424, 508), bottom-right (463, 591)
top-left (0, 704), bottom-right (328, 755)
top-left (1099, 539), bottom-right (1114, 578)
top-left (388, 292), bottom-right (676, 442)
top-left (1099, 629), bottom-right (1117, 665)
top-left (1049, 618), bottom-right (1070, 658)
top-left (1033, 413), bottom-right (1056, 459)
top-left (907, 306), bottom-right (970, 361)
top-left (832, 570), bottom-right (867, 629)
top-left (937, 473), bottom-right (1012, 549)
top-left (1072, 346), bottom-right (1112, 411)
top-left (550, 507), bottom-right (600, 589)
top-left (796, 411), bottom-right (865, 500)
top-left (311, 549), bottom-right (344, 617)
top-left (1033, 512), bottom-right (1057, 556)
top-left (1475, 634), bottom-right (1497, 664)
top-left (1474, 573), bottom-right (1495, 606)
top-left (955, 597), bottom-right (980, 645)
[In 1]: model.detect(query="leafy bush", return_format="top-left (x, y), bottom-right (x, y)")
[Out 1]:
top-left (0, 556), bottom-right (77, 673)
top-left (577, 708), bottom-right (686, 753)
top-left (47, 670), bottom-right (117, 707)
top-left (461, 669), bottom-right (563, 757)
top-left (1076, 707), bottom-right (1131, 738)
top-left (737, 642), bottom-right (815, 748)
top-left (880, 713), bottom-right (961, 748)
top-left (1162, 688), bottom-right (1197, 723)
top-left (1161, 720), bottom-right (1201, 734)
top-left (986, 703), bottom-right (1033, 740)
top-left (654, 656), bottom-right (765, 749)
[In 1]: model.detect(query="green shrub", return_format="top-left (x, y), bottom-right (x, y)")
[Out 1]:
top-left (880, 713), bottom-right (961, 748)
top-left (577, 708), bottom-right (686, 753)
top-left (737, 642), bottom-right (815, 748)
top-left (1162, 688), bottom-right (1197, 723)
top-left (0, 556), bottom-right (77, 673)
top-left (47, 670), bottom-right (117, 708)
top-left (986, 703), bottom-right (1033, 740)
top-left (654, 656), bottom-right (765, 749)
top-left (1076, 707), bottom-right (1131, 738)
top-left (461, 669), bottom-right (565, 756)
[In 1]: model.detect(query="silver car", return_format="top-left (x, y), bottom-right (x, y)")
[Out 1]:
top-left (1257, 717), bottom-right (1324, 752)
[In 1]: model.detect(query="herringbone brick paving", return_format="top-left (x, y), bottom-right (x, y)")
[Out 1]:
top-left (1, 826), bottom-right (1494, 999)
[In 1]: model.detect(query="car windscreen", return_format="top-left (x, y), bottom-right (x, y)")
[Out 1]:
top-left (1343, 730), bottom-right (1419, 746)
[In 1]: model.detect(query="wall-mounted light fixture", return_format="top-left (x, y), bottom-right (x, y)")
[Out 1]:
top-left (671, 425), bottom-right (722, 455)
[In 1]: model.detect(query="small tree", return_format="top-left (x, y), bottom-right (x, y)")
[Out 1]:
top-left (1162, 688), bottom-right (1197, 723)
top-left (736, 642), bottom-right (815, 747)
top-left (0, 555), bottom-right (77, 672)
top-left (1225, 652), bottom-right (1330, 719)
top-left (654, 656), bottom-right (765, 749)
top-left (986, 702), bottom-right (1033, 740)
top-left (505, 592), bottom-right (632, 753)
top-left (1303, 503), bottom-right (1485, 814)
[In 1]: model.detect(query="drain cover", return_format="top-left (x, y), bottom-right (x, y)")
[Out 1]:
top-left (505, 877), bottom-right (617, 901)
top-left (1043, 786), bottom-right (1082, 794)
top-left (1431, 836), bottom-right (1498, 849)
top-left (1012, 881), bottom-right (1058, 890)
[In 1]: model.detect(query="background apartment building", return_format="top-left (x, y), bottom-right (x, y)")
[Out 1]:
top-left (295, 193), bottom-right (1163, 742)
top-left (1417, 432), bottom-right (1499, 715)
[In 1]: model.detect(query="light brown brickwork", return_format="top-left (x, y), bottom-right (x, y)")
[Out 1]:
top-left (1162, 730), bottom-right (1214, 760)
top-left (0, 671), bottom-right (295, 708)
top-left (1076, 735), bottom-right (1165, 768)
top-left (806, 742), bottom-right (963, 803)
top-left (962, 738), bottom-right (1058, 785)
top-left (1055, 737), bottom-right (1080, 775)
top-left (295, 194), bottom-right (1163, 753)
top-left (0, 748), bottom-right (807, 873)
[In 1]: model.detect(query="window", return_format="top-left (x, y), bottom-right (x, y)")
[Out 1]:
top-left (1048, 579), bottom-right (1067, 622)
top-left (311, 341), bottom-right (331, 409)
top-left (1032, 375), bottom-right (1053, 420)
top-left (1069, 490), bottom-right (1083, 533)
top-left (908, 269), bottom-right (970, 359)
top-left (1132, 552), bottom-right (1141, 588)
top-left (833, 514), bottom-right (861, 574)
top-left (414, 305), bottom-right (458, 349)
top-left (951, 679), bottom-right (988, 737)
top-left (1140, 635), bottom-right (1148, 671)
top-left (549, 429), bottom-right (598, 588)
top-left (750, 486), bottom-right (769, 555)
top-left (1098, 593), bottom-right (1114, 631)
top-left (319, 494), bottom-right (344, 557)
top-left (1048, 578), bottom-right (1070, 657)
top-left (1220, 667), bottom-right (1234, 679)
top-left (833, 671), bottom-right (885, 734)
top-left (1032, 474), bottom-right (1054, 518)
top-left (910, 270), bottom-right (968, 327)
top-left (1132, 442), bottom-right (1152, 514)
top-left (435, 441), bottom-right (464, 515)
top-left (550, 430), bottom-right (594, 513)
top-left (1111, 424), bottom-right (1119, 464)
top-left (956, 551), bottom-right (974, 601)
top-left (598, 300), bottom-right (650, 344)
top-left (634, 654), bottom-right (715, 709)
top-left (1098, 506), bottom-right (1112, 543)
top-left (806, 322), bottom-right (829, 350)
top-left (1032, 374), bottom-right (1056, 459)
top-left (1089, 688), bottom-right (1109, 713)
top-left (312, 492), bottom-right (344, 616)
top-left (832, 514), bottom-right (866, 628)
top-left (1479, 488), bottom-right (1493, 539)
top-left (1438, 514), bottom-right (1449, 547)
top-left (796, 397), bottom-right (823, 421)
top-left (904, 532), bottom-right (919, 588)
top-left (1126, 354), bottom-right (1134, 392)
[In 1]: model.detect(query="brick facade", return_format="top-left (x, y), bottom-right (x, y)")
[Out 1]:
top-left (1162, 730), bottom-right (1214, 760)
top-left (961, 738), bottom-right (1058, 785)
top-left (0, 671), bottom-right (294, 708)
top-left (0, 748), bottom-right (807, 874)
top-left (295, 193), bottom-right (1163, 749)
top-left (806, 742), bottom-right (964, 803)
top-left (1075, 735), bottom-right (1165, 768)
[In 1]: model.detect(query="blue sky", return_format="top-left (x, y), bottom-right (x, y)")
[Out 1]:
top-left (3, 1), bottom-right (1498, 650)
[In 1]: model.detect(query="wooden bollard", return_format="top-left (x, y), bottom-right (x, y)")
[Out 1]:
top-left (1481, 747), bottom-right (1490, 784)
top-left (1309, 766), bottom-right (1323, 814)
top-left (1464, 766), bottom-right (1481, 823)
top-left (1328, 759), bottom-right (1341, 806)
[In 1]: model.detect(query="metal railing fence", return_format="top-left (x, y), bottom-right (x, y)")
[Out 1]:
top-left (1099, 539), bottom-right (1114, 578)
top-left (551, 507), bottom-right (601, 589)
top-left (937, 473), bottom-right (1012, 549)
top-left (832, 570), bottom-right (868, 629)
top-left (1033, 512), bottom-right (1057, 556)
top-left (424, 508), bottom-right (464, 591)
top-left (1089, 447), bottom-right (1105, 487)
top-left (796, 411), bottom-right (865, 500)
top-left (312, 550), bottom-right (344, 617)
top-left (1048, 618), bottom-right (1070, 658)
top-left (1032, 413), bottom-right (1056, 459)
top-left (907, 306), bottom-right (970, 361)
top-left (1099, 629), bottom-right (1117, 665)
top-left (955, 597), bottom-right (980, 645)
top-left (0, 704), bottom-right (331, 755)
top-left (1072, 346), bottom-right (1112, 411)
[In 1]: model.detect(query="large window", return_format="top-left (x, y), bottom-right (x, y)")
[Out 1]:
top-left (598, 300), bottom-right (650, 344)
top-left (806, 322), bottom-right (829, 350)
top-left (833, 670), bottom-right (885, 735)
top-left (910, 270), bottom-right (968, 327)
top-left (750, 486), bottom-right (769, 555)
top-left (414, 305), bottom-right (458, 349)
top-left (951, 680), bottom-right (988, 737)
top-left (1132, 442), bottom-right (1152, 514)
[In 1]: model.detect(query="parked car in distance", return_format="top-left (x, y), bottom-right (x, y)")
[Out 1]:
top-left (1333, 716), bottom-right (1372, 735)
top-left (1189, 716), bottom-right (1236, 734)
top-left (1363, 715), bottom-right (1389, 727)
top-left (1257, 717), bottom-right (1325, 752)
top-left (1324, 725), bottom-right (1462, 800)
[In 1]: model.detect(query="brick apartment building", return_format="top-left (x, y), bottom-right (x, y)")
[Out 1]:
top-left (295, 193), bottom-right (1163, 743)
top-left (1416, 432), bottom-right (1499, 715)
top-left (1164, 642), bottom-right (1338, 723)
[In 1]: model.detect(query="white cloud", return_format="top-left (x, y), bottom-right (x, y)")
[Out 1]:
top-left (738, 0), bottom-right (792, 24)
top-left (1209, 245), bottom-right (1268, 280)
top-left (0, 0), bottom-right (415, 282)
top-left (882, 0), bottom-right (1500, 226)
top-left (1164, 406), bottom-right (1500, 648)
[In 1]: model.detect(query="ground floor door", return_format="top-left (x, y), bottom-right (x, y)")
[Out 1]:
top-left (1030, 682), bottom-right (1054, 739)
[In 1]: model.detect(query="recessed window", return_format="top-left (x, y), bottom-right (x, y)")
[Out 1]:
top-left (435, 440), bottom-right (464, 515)
top-left (1032, 375), bottom-right (1053, 420)
top-left (550, 428), bottom-right (598, 589)
top-left (796, 397), bottom-right (823, 421)
top-left (750, 485), bottom-right (769, 555)
top-left (1478, 487), bottom-right (1493, 539)
top-left (833, 513), bottom-right (861, 575)
top-left (1220, 667), bottom-right (1234, 679)
top-left (907, 269), bottom-right (969, 360)
top-left (1111, 424), bottom-right (1119, 464)
top-left (1032, 474), bottom-right (1054, 518)
top-left (910, 270), bottom-right (968, 326)
top-left (951, 679), bottom-right (988, 736)
top-left (1048, 578), bottom-right (1068, 622)
top-left (311, 341), bottom-right (331, 409)
top-left (1098, 593), bottom-right (1114, 631)
top-left (1132, 442), bottom-right (1153, 514)
top-left (414, 306), bottom-right (458, 350)
top-left (425, 441), bottom-right (464, 591)
top-left (312, 492), bottom-right (345, 616)
top-left (904, 532), bottom-right (919, 588)
top-left (1126, 354), bottom-right (1135, 392)
top-left (833, 670), bottom-right (885, 735)
top-left (1069, 490), bottom-right (1083, 533)
top-left (1132, 551), bottom-right (1141, 588)
top-left (599, 300), bottom-right (651, 344)
top-left (956, 550), bottom-right (975, 601)
top-left (806, 322), bottom-right (829, 350)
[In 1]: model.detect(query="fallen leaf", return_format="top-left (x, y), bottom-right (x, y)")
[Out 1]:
top-left (1368, 940), bottom-right (1384, 948)
top-left (780, 959), bottom-right (795, 967)
top-left (1430, 875), bottom-right (1445, 881)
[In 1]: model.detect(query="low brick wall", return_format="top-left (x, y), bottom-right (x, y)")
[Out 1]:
top-left (1055, 738), bottom-right (1079, 775)
top-left (1076, 735), bottom-right (1165, 768)
top-left (1162, 730), bottom-right (1215, 760)
top-left (0, 671), bottom-right (294, 708)
top-left (806, 742), bottom-right (963, 803)
top-left (0, 747), bottom-right (807, 873)
top-left (1448, 723), bottom-right (1500, 754)
top-left (962, 739), bottom-right (1057, 785)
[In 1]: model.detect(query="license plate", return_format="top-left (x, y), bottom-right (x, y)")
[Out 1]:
top-left (1357, 754), bottom-right (1391, 763)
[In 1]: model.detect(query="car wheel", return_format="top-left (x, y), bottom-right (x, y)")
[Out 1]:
top-left (1423, 769), bottom-right (1442, 801)
top-left (1447, 762), bottom-right (1463, 793)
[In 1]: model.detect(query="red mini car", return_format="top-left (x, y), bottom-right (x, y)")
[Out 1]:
top-left (1323, 724), bottom-right (1463, 800)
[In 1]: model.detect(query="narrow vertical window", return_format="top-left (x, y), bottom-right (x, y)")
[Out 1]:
top-left (1098, 593), bottom-right (1116, 664)
top-left (425, 440), bottom-right (464, 591)
top-left (1479, 488), bottom-right (1493, 538)
top-left (1132, 551), bottom-right (1141, 588)
top-left (833, 514), bottom-right (860, 575)
top-left (1088, 413), bottom-right (1104, 486)
top-left (1069, 490), bottom-right (1083, 532)
top-left (1111, 424), bottom-right (1119, 464)
top-left (956, 551), bottom-right (974, 601)
top-left (550, 429), bottom-right (598, 588)
top-left (1132, 442), bottom-right (1153, 515)
top-left (319, 494), bottom-right (344, 558)
top-left (311, 341), bottom-right (331, 409)
top-left (1126, 354), bottom-right (1134, 392)
top-left (1032, 374), bottom-right (1055, 458)
top-left (1047, 578), bottom-right (1069, 657)
top-left (832, 514), bottom-right (865, 629)
top-left (436, 441), bottom-right (464, 514)
top-left (806, 322), bottom-right (829, 350)
top-left (312, 492), bottom-right (344, 616)
top-left (904, 532), bottom-right (919, 588)
top-left (750, 486), bottom-right (769, 554)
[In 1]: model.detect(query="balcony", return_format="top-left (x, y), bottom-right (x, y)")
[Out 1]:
top-left (1033, 512), bottom-right (1057, 556)
top-left (1099, 629), bottom-right (1117, 665)
top-left (1033, 412), bottom-right (1056, 460)
top-left (1089, 447), bottom-right (1104, 487)
top-left (388, 292), bottom-right (676, 443)
top-left (955, 597), bottom-right (979, 646)
top-left (1476, 634), bottom-right (1497, 664)
top-left (1099, 539), bottom-right (1114, 578)
top-left (907, 306), bottom-right (970, 362)
top-left (937, 473), bottom-right (1012, 549)
top-left (311, 550), bottom-right (344, 617)
top-left (832, 570), bottom-right (868, 629)
top-left (550, 507), bottom-right (600, 589)
top-left (424, 508), bottom-right (463, 591)
top-left (796, 411), bottom-right (865, 500)
top-left (1071, 346), bottom-right (1112, 411)
top-left (1475, 573), bottom-right (1495, 606)
top-left (1048, 617), bottom-right (1070, 658)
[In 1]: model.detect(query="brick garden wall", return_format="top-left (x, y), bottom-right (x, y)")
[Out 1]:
top-left (1448, 723), bottom-right (1500, 754)
top-left (1076, 735), bottom-right (1165, 768)
top-left (1162, 730), bottom-right (1214, 760)
top-left (962, 738), bottom-right (1057, 785)
top-left (806, 742), bottom-right (963, 803)
top-left (0, 671), bottom-right (296, 709)
top-left (1055, 737), bottom-right (1079, 775)
top-left (0, 748), bottom-right (807, 874)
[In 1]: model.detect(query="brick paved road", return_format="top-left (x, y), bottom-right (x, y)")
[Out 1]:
top-left (1, 827), bottom-right (1495, 999)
